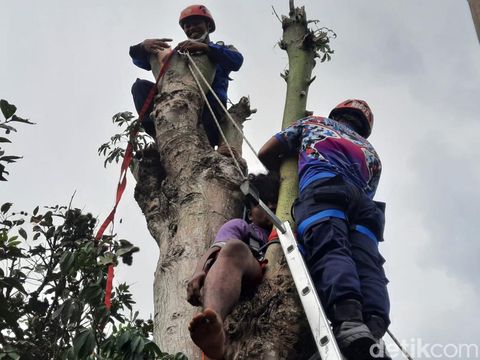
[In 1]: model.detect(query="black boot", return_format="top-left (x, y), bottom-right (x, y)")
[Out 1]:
top-left (331, 299), bottom-right (377, 360)
top-left (365, 315), bottom-right (392, 360)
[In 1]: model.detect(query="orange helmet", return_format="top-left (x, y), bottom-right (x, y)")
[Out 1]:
top-left (179, 5), bottom-right (215, 33)
top-left (329, 99), bottom-right (374, 138)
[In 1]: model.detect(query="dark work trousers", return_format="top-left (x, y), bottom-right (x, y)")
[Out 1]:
top-left (131, 78), bottom-right (222, 147)
top-left (294, 175), bottom-right (390, 325)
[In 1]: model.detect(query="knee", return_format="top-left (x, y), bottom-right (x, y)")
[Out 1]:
top-left (131, 78), bottom-right (142, 95)
top-left (218, 239), bottom-right (251, 259)
top-left (131, 78), bottom-right (154, 96)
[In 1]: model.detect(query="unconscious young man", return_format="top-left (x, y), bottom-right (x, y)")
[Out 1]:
top-left (186, 173), bottom-right (279, 359)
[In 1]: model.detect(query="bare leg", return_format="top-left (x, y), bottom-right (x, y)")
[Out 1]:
top-left (189, 240), bottom-right (261, 359)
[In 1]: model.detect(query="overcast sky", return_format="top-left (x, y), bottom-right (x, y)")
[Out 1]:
top-left (2, 1), bottom-right (479, 358)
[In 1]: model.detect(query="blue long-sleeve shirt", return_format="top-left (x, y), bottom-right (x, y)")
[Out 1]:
top-left (129, 41), bottom-right (243, 104)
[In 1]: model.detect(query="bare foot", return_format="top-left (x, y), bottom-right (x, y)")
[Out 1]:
top-left (188, 308), bottom-right (225, 359)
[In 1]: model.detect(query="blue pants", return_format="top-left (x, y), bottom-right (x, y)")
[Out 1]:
top-left (131, 78), bottom-right (223, 147)
top-left (294, 175), bottom-right (390, 325)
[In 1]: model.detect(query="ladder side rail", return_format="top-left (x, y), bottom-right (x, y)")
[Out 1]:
top-left (277, 221), bottom-right (344, 360)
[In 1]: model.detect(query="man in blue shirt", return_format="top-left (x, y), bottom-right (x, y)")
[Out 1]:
top-left (129, 5), bottom-right (243, 148)
top-left (259, 100), bottom-right (390, 360)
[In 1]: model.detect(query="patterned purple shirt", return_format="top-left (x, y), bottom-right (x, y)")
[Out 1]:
top-left (275, 116), bottom-right (381, 198)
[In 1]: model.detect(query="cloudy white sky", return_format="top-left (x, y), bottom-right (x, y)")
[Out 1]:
top-left (2, 1), bottom-right (479, 358)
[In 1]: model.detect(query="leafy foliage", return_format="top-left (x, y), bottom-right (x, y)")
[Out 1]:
top-left (0, 203), bottom-right (183, 359)
top-left (310, 25), bottom-right (336, 62)
top-left (0, 99), bottom-right (34, 181)
top-left (98, 112), bottom-right (152, 168)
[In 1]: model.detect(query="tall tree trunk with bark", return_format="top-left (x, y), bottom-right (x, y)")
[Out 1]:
top-left (134, 51), bottom-right (251, 357)
top-left (133, 2), bottom-right (333, 358)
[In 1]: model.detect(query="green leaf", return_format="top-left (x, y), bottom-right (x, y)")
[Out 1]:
top-left (73, 328), bottom-right (95, 358)
top-left (45, 226), bottom-right (55, 239)
top-left (1, 202), bottom-right (13, 213)
top-left (0, 277), bottom-right (27, 294)
top-left (83, 284), bottom-right (102, 303)
top-left (116, 246), bottom-right (137, 257)
top-left (130, 335), bottom-right (144, 354)
top-left (18, 228), bottom-right (27, 240)
top-left (10, 115), bottom-right (34, 124)
top-left (60, 252), bottom-right (75, 274)
top-left (33, 206), bottom-right (39, 216)
top-left (173, 353), bottom-right (189, 360)
top-left (98, 252), bottom-right (115, 266)
top-left (52, 299), bottom-right (74, 325)
top-left (4, 352), bottom-right (20, 360)
top-left (52, 302), bottom-right (66, 320)
top-left (0, 99), bottom-right (17, 120)
top-left (0, 230), bottom-right (7, 243)
top-left (13, 219), bottom-right (24, 226)
top-left (0, 123), bottom-right (17, 134)
top-left (61, 299), bottom-right (74, 324)
top-left (7, 239), bottom-right (21, 247)
top-left (0, 165), bottom-right (8, 181)
top-left (62, 347), bottom-right (75, 360)
top-left (143, 341), bottom-right (162, 355)
top-left (0, 137), bottom-right (11, 143)
top-left (115, 331), bottom-right (131, 351)
top-left (0, 155), bottom-right (22, 163)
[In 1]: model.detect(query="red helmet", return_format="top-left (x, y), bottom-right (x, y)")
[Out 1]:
top-left (179, 5), bottom-right (215, 33)
top-left (329, 99), bottom-right (374, 138)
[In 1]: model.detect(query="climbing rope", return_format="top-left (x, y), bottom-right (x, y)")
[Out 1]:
top-left (181, 51), bottom-right (267, 171)
top-left (387, 329), bottom-right (415, 360)
top-left (180, 51), bottom-right (247, 179)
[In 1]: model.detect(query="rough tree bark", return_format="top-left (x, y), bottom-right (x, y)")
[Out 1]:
top-left (134, 51), bottom-right (251, 357)
top-left (133, 2), bottom-right (328, 358)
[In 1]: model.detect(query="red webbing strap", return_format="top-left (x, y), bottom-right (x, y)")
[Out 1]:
top-left (104, 264), bottom-right (115, 309)
top-left (97, 49), bottom-right (174, 309)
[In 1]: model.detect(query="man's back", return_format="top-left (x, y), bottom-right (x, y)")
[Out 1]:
top-left (274, 116), bottom-right (381, 198)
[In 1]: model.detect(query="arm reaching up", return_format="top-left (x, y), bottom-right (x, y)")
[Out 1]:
top-left (258, 136), bottom-right (289, 172)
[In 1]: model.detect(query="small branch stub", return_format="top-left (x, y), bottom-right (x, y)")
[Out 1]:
top-left (307, 76), bottom-right (316, 87)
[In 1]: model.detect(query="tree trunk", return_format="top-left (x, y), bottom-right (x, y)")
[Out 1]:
top-left (222, 3), bottom-right (322, 359)
top-left (134, 52), bottom-right (251, 356)
top-left (468, 0), bottom-right (480, 42)
top-left (134, 2), bottom-right (328, 358)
